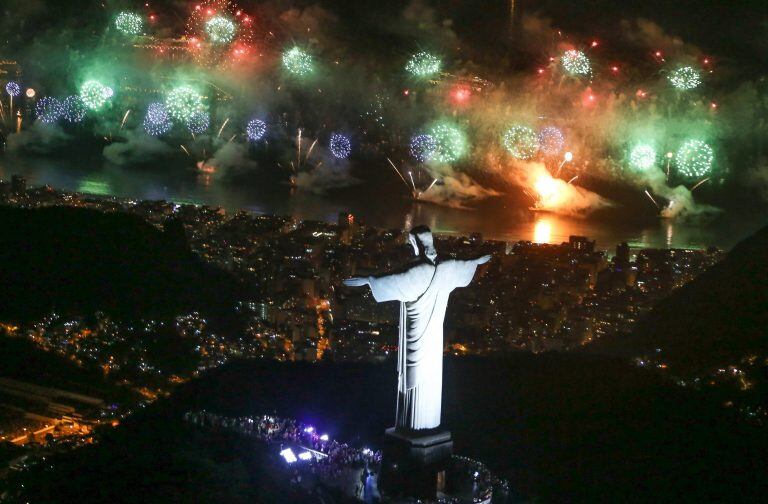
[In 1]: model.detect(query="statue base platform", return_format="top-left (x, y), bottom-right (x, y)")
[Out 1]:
top-left (380, 427), bottom-right (454, 499)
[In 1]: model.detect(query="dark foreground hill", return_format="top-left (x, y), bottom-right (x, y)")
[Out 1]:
top-left (591, 221), bottom-right (768, 377)
top-left (0, 334), bottom-right (116, 398)
top-left (0, 205), bottom-right (241, 322)
top-left (9, 355), bottom-right (768, 503)
top-left (632, 222), bottom-right (768, 373)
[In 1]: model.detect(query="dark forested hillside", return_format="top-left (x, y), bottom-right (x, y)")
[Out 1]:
top-left (0, 205), bottom-right (242, 322)
top-left (9, 355), bottom-right (768, 502)
top-left (599, 223), bottom-right (768, 375)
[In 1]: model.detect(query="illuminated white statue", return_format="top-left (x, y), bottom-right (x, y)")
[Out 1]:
top-left (344, 226), bottom-right (490, 430)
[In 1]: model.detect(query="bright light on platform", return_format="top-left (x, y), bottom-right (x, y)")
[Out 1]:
top-left (280, 448), bottom-right (297, 463)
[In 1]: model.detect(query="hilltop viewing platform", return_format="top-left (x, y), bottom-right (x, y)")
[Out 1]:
top-left (184, 410), bottom-right (507, 503)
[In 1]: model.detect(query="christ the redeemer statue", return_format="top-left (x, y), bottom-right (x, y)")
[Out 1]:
top-left (344, 226), bottom-right (489, 431)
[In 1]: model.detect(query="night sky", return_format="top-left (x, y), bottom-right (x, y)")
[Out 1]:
top-left (1, 0), bottom-right (767, 219)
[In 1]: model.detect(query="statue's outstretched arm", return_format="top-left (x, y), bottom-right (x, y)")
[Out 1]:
top-left (346, 265), bottom-right (432, 303)
top-left (447, 255), bottom-right (491, 290)
top-left (342, 276), bottom-right (371, 288)
top-left (473, 254), bottom-right (492, 265)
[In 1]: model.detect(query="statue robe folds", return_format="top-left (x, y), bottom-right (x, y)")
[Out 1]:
top-left (368, 259), bottom-right (479, 430)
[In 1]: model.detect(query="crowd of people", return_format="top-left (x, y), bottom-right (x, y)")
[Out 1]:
top-left (183, 410), bottom-right (382, 499)
top-left (183, 410), bottom-right (508, 503)
top-left (450, 455), bottom-right (502, 503)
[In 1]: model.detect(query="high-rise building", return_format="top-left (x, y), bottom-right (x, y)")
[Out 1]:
top-left (11, 175), bottom-right (26, 194)
top-left (338, 212), bottom-right (357, 245)
top-left (569, 235), bottom-right (595, 253)
top-left (615, 242), bottom-right (630, 269)
top-left (256, 302), bottom-right (269, 321)
top-left (338, 212), bottom-right (352, 227)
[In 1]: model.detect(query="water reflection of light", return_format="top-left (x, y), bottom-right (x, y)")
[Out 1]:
top-left (533, 218), bottom-right (553, 243)
top-left (665, 221), bottom-right (673, 247)
top-left (197, 173), bottom-right (213, 188)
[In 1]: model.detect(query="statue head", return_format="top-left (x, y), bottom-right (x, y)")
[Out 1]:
top-left (408, 225), bottom-right (437, 263)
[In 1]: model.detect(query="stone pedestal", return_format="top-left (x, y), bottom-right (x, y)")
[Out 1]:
top-left (380, 427), bottom-right (454, 499)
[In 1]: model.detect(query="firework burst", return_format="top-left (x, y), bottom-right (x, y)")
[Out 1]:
top-left (5, 81), bottom-right (20, 97)
top-left (114, 12), bottom-right (143, 36)
top-left (206, 16), bottom-right (236, 44)
top-left (62, 95), bottom-right (87, 123)
top-left (187, 110), bottom-right (210, 134)
top-left (628, 144), bottom-right (657, 171)
top-left (329, 133), bottom-right (351, 159)
top-left (143, 102), bottom-right (173, 136)
top-left (561, 50), bottom-right (591, 76)
top-left (35, 97), bottom-right (64, 124)
top-left (427, 122), bottom-right (468, 164)
top-left (668, 66), bottom-right (702, 91)
top-left (410, 134), bottom-right (438, 163)
top-left (79, 80), bottom-right (113, 111)
top-left (246, 118), bottom-right (267, 141)
top-left (537, 127), bottom-right (564, 156)
top-left (165, 86), bottom-right (205, 123)
top-left (186, 0), bottom-right (255, 65)
top-left (282, 47), bottom-right (314, 77)
top-left (676, 139), bottom-right (713, 178)
top-left (502, 125), bottom-right (539, 160)
top-left (406, 51), bottom-right (442, 79)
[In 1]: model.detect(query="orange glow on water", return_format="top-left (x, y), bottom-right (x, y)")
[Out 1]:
top-left (533, 219), bottom-right (553, 244)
